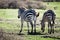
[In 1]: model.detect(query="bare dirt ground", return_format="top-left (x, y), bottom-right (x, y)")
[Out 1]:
top-left (0, 28), bottom-right (24, 40)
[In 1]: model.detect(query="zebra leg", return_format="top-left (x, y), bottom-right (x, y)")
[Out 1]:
top-left (50, 23), bottom-right (52, 34)
top-left (41, 26), bottom-right (45, 32)
top-left (34, 16), bottom-right (37, 33)
top-left (48, 25), bottom-right (49, 34)
top-left (27, 22), bottom-right (30, 33)
top-left (34, 19), bottom-right (36, 33)
top-left (19, 20), bottom-right (23, 33)
top-left (48, 22), bottom-right (49, 33)
top-left (48, 22), bottom-right (51, 34)
top-left (43, 24), bottom-right (45, 32)
top-left (50, 21), bottom-right (54, 34)
top-left (30, 21), bottom-right (33, 33)
top-left (41, 26), bottom-right (44, 32)
top-left (52, 21), bottom-right (55, 33)
top-left (49, 22), bottom-right (52, 34)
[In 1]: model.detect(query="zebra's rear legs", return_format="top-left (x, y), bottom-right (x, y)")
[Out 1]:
top-left (41, 28), bottom-right (45, 32)
top-left (48, 22), bottom-right (54, 34)
top-left (27, 22), bottom-right (30, 34)
top-left (51, 24), bottom-right (54, 34)
top-left (34, 24), bottom-right (36, 33)
top-left (30, 21), bottom-right (33, 33)
top-left (48, 22), bottom-right (51, 34)
top-left (34, 16), bottom-right (36, 34)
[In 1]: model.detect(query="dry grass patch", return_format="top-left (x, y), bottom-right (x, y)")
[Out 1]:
top-left (0, 28), bottom-right (24, 40)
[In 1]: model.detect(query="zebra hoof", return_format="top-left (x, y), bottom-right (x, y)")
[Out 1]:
top-left (52, 31), bottom-right (54, 34)
top-left (48, 32), bottom-right (51, 34)
top-left (42, 30), bottom-right (44, 33)
top-left (20, 30), bottom-right (22, 33)
top-left (18, 31), bottom-right (22, 35)
top-left (18, 33), bottom-right (21, 35)
top-left (34, 32), bottom-right (36, 34)
top-left (52, 30), bottom-right (54, 34)
top-left (28, 31), bottom-right (30, 34)
top-left (18, 32), bottom-right (21, 35)
top-left (34, 31), bottom-right (36, 34)
top-left (31, 31), bottom-right (33, 34)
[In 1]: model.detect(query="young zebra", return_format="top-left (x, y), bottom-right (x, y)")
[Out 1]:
top-left (41, 10), bottom-right (56, 34)
top-left (18, 7), bottom-right (39, 34)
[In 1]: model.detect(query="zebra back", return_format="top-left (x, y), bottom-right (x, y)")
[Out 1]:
top-left (18, 8), bottom-right (36, 22)
top-left (23, 9), bottom-right (36, 22)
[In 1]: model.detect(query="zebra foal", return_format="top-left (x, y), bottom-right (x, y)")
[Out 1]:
top-left (18, 7), bottom-right (39, 34)
top-left (41, 10), bottom-right (56, 34)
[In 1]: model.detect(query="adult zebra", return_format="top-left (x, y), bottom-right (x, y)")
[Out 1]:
top-left (41, 10), bottom-right (56, 34)
top-left (18, 7), bottom-right (39, 34)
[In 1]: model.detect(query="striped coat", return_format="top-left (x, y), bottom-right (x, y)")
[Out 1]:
top-left (18, 8), bottom-right (39, 33)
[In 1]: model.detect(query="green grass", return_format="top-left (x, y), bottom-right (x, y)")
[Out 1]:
top-left (0, 2), bottom-right (60, 40)
top-left (0, 9), bottom-right (18, 19)
top-left (24, 35), bottom-right (59, 40)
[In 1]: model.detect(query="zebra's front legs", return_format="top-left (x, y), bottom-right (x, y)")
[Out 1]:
top-left (52, 20), bottom-right (55, 33)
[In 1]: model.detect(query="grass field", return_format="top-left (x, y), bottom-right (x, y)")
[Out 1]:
top-left (0, 2), bottom-right (60, 40)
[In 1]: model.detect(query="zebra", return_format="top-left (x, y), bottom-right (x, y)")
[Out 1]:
top-left (18, 7), bottom-right (39, 34)
top-left (41, 10), bottom-right (56, 34)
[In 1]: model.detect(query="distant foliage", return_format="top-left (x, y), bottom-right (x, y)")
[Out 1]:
top-left (0, 0), bottom-right (47, 9)
top-left (8, 1), bottom-right (18, 9)
top-left (27, 2), bottom-right (47, 9)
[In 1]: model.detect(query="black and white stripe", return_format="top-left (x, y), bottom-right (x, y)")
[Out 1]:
top-left (18, 8), bottom-right (37, 33)
top-left (41, 10), bottom-right (56, 34)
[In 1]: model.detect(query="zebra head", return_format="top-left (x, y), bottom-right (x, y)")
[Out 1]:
top-left (18, 7), bottom-right (25, 18)
top-left (41, 20), bottom-right (45, 32)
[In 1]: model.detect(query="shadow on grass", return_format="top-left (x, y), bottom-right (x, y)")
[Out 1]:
top-left (17, 32), bottom-right (46, 35)
top-left (27, 32), bottom-right (47, 35)
top-left (18, 33), bottom-right (25, 35)
top-left (41, 35), bottom-right (60, 40)
top-left (17, 32), bottom-right (60, 40)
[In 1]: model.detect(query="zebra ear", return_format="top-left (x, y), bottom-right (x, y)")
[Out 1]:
top-left (36, 12), bottom-right (39, 17)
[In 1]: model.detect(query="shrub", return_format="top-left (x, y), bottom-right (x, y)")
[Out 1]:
top-left (0, 0), bottom-right (47, 9)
